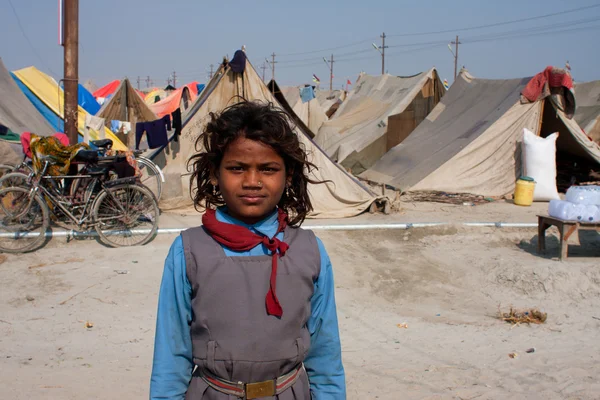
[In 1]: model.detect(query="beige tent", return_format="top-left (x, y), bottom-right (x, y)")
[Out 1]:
top-left (316, 89), bottom-right (346, 118)
top-left (360, 70), bottom-right (600, 197)
top-left (275, 84), bottom-right (328, 133)
top-left (267, 80), bottom-right (318, 139)
top-left (0, 57), bottom-right (54, 164)
top-left (96, 78), bottom-right (157, 148)
top-left (574, 80), bottom-right (600, 143)
top-left (316, 69), bottom-right (445, 174)
top-left (83, 79), bottom-right (99, 94)
top-left (148, 54), bottom-right (380, 218)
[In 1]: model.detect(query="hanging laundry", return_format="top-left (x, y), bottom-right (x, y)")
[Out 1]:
top-left (85, 114), bottom-right (105, 131)
top-left (171, 108), bottom-right (182, 142)
top-left (110, 120), bottom-right (132, 136)
top-left (84, 114), bottom-right (106, 143)
top-left (229, 50), bottom-right (247, 73)
top-left (135, 115), bottom-right (171, 150)
top-left (300, 86), bottom-right (315, 103)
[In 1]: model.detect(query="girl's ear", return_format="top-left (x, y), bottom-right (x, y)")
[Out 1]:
top-left (286, 169), bottom-right (293, 187)
top-left (210, 166), bottom-right (219, 186)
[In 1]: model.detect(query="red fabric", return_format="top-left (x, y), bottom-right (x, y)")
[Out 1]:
top-left (202, 209), bottom-right (289, 318)
top-left (186, 81), bottom-right (200, 96)
top-left (93, 80), bottom-right (120, 99)
top-left (521, 66), bottom-right (573, 102)
top-left (53, 132), bottom-right (70, 146)
top-left (20, 131), bottom-right (32, 158)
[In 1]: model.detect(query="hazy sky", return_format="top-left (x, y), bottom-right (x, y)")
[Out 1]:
top-left (1, 0), bottom-right (599, 89)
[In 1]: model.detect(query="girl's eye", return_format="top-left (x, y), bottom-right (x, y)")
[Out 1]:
top-left (227, 166), bottom-right (244, 172)
top-left (261, 167), bottom-right (279, 173)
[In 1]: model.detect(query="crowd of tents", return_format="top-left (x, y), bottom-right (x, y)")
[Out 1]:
top-left (1, 50), bottom-right (600, 219)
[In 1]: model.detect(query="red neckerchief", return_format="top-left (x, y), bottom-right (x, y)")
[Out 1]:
top-left (202, 209), bottom-right (289, 318)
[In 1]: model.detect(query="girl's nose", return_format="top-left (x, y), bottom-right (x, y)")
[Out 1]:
top-left (242, 170), bottom-right (262, 188)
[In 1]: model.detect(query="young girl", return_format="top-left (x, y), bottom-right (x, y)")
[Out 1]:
top-left (150, 101), bottom-right (346, 399)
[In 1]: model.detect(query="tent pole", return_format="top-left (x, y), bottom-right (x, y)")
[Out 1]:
top-left (537, 99), bottom-right (545, 136)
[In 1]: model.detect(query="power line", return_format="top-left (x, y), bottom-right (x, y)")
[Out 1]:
top-left (272, 4), bottom-right (599, 65)
top-left (6, 0), bottom-right (57, 76)
top-left (387, 3), bottom-right (600, 37)
top-left (277, 38), bottom-right (378, 57)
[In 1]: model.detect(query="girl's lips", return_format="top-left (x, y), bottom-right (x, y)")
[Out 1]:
top-left (239, 195), bottom-right (266, 204)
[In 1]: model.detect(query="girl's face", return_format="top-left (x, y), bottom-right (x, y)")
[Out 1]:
top-left (216, 137), bottom-right (289, 225)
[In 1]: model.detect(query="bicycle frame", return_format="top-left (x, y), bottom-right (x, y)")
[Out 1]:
top-left (13, 161), bottom-right (127, 230)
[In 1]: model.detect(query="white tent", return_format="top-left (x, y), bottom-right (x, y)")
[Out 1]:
top-left (361, 70), bottom-right (600, 196)
top-left (148, 54), bottom-right (381, 218)
top-left (316, 69), bottom-right (445, 173)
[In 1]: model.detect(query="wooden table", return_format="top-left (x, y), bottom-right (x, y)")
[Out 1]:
top-left (537, 215), bottom-right (600, 261)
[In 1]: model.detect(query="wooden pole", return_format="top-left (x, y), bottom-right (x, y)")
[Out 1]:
top-left (63, 0), bottom-right (79, 145)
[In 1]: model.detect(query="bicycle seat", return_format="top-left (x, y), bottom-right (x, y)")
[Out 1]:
top-left (74, 150), bottom-right (99, 163)
top-left (90, 139), bottom-right (113, 149)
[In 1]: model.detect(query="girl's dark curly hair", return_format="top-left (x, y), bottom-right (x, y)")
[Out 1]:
top-left (188, 100), bottom-right (321, 226)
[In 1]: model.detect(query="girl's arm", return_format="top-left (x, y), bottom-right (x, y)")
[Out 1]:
top-left (150, 236), bottom-right (194, 400)
top-left (304, 237), bottom-right (346, 399)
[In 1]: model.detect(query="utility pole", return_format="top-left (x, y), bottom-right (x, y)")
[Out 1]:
top-left (270, 53), bottom-right (277, 81)
top-left (63, 0), bottom-right (79, 145)
top-left (323, 54), bottom-right (334, 92)
top-left (380, 32), bottom-right (387, 75)
top-left (167, 76), bottom-right (172, 87)
top-left (172, 71), bottom-right (177, 88)
top-left (260, 63), bottom-right (267, 82)
top-left (451, 35), bottom-right (461, 80)
top-left (136, 76), bottom-right (141, 90)
top-left (209, 64), bottom-right (214, 79)
top-left (146, 75), bottom-right (151, 88)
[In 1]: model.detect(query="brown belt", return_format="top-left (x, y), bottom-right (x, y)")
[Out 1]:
top-left (198, 363), bottom-right (304, 399)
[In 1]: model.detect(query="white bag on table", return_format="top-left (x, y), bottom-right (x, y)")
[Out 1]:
top-left (522, 128), bottom-right (560, 201)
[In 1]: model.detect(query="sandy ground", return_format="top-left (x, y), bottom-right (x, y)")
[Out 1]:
top-left (1, 202), bottom-right (600, 399)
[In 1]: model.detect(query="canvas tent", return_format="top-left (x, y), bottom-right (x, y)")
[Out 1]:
top-left (268, 82), bottom-right (329, 133)
top-left (12, 66), bottom-right (127, 150)
top-left (0, 58), bottom-right (54, 163)
top-left (0, 58), bottom-right (54, 137)
top-left (316, 89), bottom-right (346, 118)
top-left (316, 69), bottom-right (445, 174)
top-left (148, 53), bottom-right (380, 218)
top-left (360, 70), bottom-right (600, 197)
top-left (83, 79), bottom-right (98, 94)
top-left (267, 80), bottom-right (319, 139)
top-left (574, 80), bottom-right (600, 143)
top-left (96, 78), bottom-right (157, 148)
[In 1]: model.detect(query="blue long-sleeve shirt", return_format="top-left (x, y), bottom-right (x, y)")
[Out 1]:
top-left (150, 209), bottom-right (346, 399)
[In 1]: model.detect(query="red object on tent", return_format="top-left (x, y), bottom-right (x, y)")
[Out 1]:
top-left (521, 66), bottom-right (573, 102)
top-left (93, 80), bottom-right (120, 99)
top-left (347, 79), bottom-right (352, 85)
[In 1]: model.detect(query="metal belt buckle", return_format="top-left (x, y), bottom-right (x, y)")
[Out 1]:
top-left (245, 379), bottom-right (275, 399)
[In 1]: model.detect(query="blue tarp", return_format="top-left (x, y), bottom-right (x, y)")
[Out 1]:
top-left (197, 83), bottom-right (205, 95)
top-left (11, 73), bottom-right (84, 143)
top-left (77, 83), bottom-right (100, 115)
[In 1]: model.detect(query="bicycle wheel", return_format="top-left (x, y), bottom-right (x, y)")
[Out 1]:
top-left (92, 183), bottom-right (159, 247)
top-left (0, 164), bottom-right (15, 181)
top-left (0, 187), bottom-right (49, 253)
top-left (0, 172), bottom-right (30, 189)
top-left (136, 157), bottom-right (163, 202)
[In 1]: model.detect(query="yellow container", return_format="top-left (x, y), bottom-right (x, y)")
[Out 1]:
top-left (514, 177), bottom-right (536, 206)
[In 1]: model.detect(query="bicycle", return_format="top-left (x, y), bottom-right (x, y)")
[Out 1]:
top-left (0, 152), bottom-right (159, 253)
top-left (93, 139), bottom-right (164, 201)
top-left (1, 138), bottom-right (164, 201)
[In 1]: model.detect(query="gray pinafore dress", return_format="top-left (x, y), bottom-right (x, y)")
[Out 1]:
top-left (181, 225), bottom-right (321, 399)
